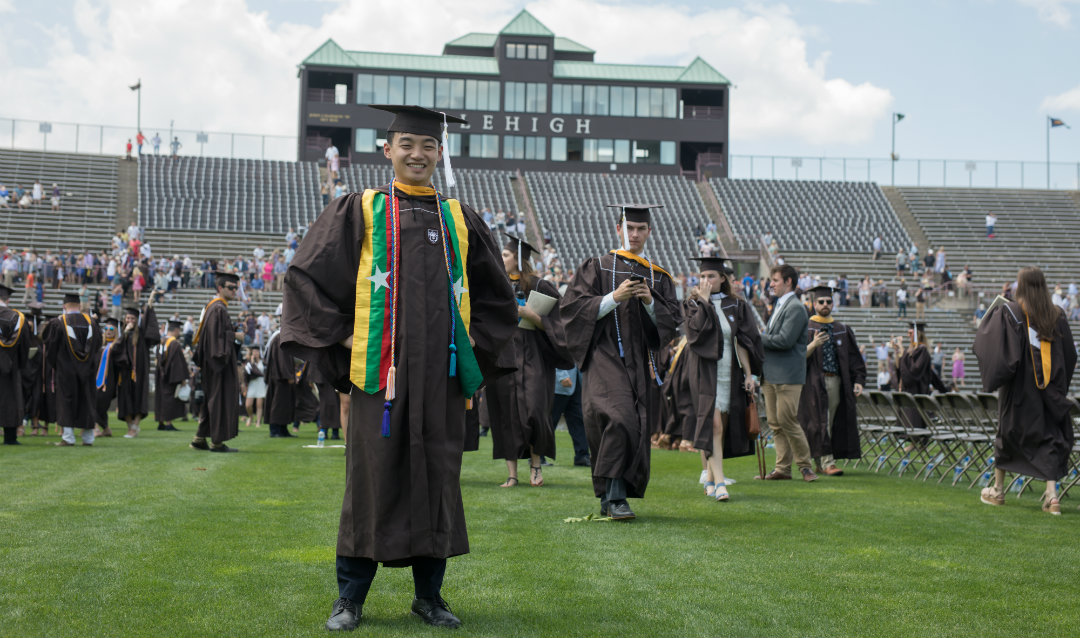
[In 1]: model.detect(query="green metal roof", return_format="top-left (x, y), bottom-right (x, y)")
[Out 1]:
top-left (553, 60), bottom-right (729, 85)
top-left (444, 33), bottom-right (497, 48)
top-left (553, 37), bottom-right (594, 54)
top-left (349, 51), bottom-right (499, 75)
top-left (499, 9), bottom-right (554, 36)
top-left (301, 39), bottom-right (355, 67)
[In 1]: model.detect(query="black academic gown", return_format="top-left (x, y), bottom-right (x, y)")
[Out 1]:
top-left (659, 337), bottom-right (694, 442)
top-left (116, 307), bottom-right (159, 422)
top-left (797, 318), bottom-right (867, 459)
top-left (308, 364), bottom-right (341, 431)
top-left (193, 298), bottom-right (239, 443)
top-left (554, 251), bottom-right (681, 499)
top-left (42, 312), bottom-right (102, 430)
top-left (155, 336), bottom-right (190, 422)
top-left (897, 344), bottom-right (947, 428)
top-left (22, 329), bottom-right (43, 422)
top-left (93, 337), bottom-right (120, 427)
top-left (294, 363), bottom-right (320, 424)
top-left (280, 186), bottom-right (517, 563)
top-left (974, 301), bottom-right (1076, 481)
top-left (0, 308), bottom-right (29, 429)
top-left (264, 331), bottom-right (298, 426)
top-left (487, 277), bottom-right (569, 461)
top-left (683, 294), bottom-right (764, 458)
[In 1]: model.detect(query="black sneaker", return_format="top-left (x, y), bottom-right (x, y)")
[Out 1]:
top-left (609, 500), bottom-right (636, 520)
top-left (189, 439), bottom-right (210, 451)
top-left (209, 444), bottom-right (238, 453)
top-left (411, 596), bottom-right (461, 629)
top-left (325, 597), bottom-right (361, 631)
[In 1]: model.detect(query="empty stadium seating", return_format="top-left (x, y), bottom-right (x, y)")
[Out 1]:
top-left (527, 171), bottom-right (711, 276)
top-left (0, 149), bottom-right (118, 252)
top-left (710, 178), bottom-right (911, 254)
top-left (895, 187), bottom-right (1080, 291)
top-left (339, 164), bottom-right (520, 218)
top-left (138, 156), bottom-right (323, 234)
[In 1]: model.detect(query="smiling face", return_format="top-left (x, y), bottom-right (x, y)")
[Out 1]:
top-left (501, 248), bottom-right (518, 275)
top-left (383, 133), bottom-right (440, 186)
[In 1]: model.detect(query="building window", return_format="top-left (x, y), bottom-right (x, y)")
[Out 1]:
top-left (355, 128), bottom-right (376, 153)
top-left (464, 134), bottom-right (499, 158)
top-left (503, 135), bottom-right (546, 160)
top-left (550, 137), bottom-right (567, 161)
top-left (526, 44), bottom-right (548, 60)
top-left (505, 82), bottom-right (546, 113)
top-left (447, 133), bottom-right (462, 157)
top-left (464, 79), bottom-right (499, 111)
top-left (660, 140), bottom-right (676, 165)
top-left (435, 78), bottom-right (466, 109)
top-left (404, 76), bottom-right (435, 108)
top-left (506, 43), bottom-right (526, 59)
top-left (663, 88), bottom-right (677, 118)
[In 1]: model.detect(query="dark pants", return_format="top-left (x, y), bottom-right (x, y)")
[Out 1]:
top-left (336, 555), bottom-right (446, 606)
top-left (3, 427), bottom-right (17, 444)
top-left (551, 385), bottom-right (589, 463)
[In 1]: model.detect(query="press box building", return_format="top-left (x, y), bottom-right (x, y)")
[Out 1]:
top-left (297, 10), bottom-right (730, 176)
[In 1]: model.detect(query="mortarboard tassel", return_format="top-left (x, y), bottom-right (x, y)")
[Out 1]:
top-left (621, 207), bottom-right (631, 252)
top-left (448, 343), bottom-right (457, 377)
top-left (381, 402), bottom-right (392, 438)
top-left (384, 365), bottom-right (396, 401)
top-left (441, 114), bottom-right (456, 188)
top-left (465, 398), bottom-right (473, 410)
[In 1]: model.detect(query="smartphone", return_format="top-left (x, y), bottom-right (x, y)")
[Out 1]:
top-left (629, 275), bottom-right (645, 283)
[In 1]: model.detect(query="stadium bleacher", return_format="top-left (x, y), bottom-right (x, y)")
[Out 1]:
top-left (710, 178), bottom-right (911, 254)
top-left (527, 171), bottom-right (711, 276)
top-left (0, 149), bottom-right (118, 252)
top-left (895, 187), bottom-right (1080, 291)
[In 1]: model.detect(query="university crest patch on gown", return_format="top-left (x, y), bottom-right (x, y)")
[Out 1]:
top-left (427, 228), bottom-right (439, 245)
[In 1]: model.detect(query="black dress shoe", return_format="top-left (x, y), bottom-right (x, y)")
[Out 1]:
top-left (209, 444), bottom-right (238, 453)
top-left (609, 501), bottom-right (636, 520)
top-left (600, 500), bottom-right (609, 516)
top-left (161, 424), bottom-right (180, 431)
top-left (189, 439), bottom-right (210, 450)
top-left (574, 456), bottom-right (591, 467)
top-left (325, 597), bottom-right (361, 631)
top-left (411, 596), bottom-right (461, 629)
top-left (330, 430), bottom-right (341, 440)
top-left (269, 433), bottom-right (282, 438)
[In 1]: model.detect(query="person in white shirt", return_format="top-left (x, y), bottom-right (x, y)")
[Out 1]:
top-left (253, 245), bottom-right (265, 260)
top-left (985, 212), bottom-right (997, 238)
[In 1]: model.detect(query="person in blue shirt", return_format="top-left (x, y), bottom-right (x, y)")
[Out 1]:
top-left (552, 366), bottom-right (589, 466)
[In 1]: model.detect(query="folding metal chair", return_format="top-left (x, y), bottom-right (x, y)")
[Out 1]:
top-left (865, 391), bottom-right (908, 473)
top-left (909, 394), bottom-right (967, 482)
top-left (888, 392), bottom-right (936, 477)
top-left (969, 393), bottom-right (1002, 489)
top-left (938, 393), bottom-right (994, 486)
top-left (1057, 398), bottom-right (1080, 501)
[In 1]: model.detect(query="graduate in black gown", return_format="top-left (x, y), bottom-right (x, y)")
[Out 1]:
top-left (658, 334), bottom-right (694, 450)
top-left (155, 319), bottom-right (190, 431)
top-left (263, 328), bottom-right (299, 438)
top-left (0, 283), bottom-right (29, 445)
top-left (21, 302), bottom-right (46, 437)
top-left (43, 293), bottom-right (102, 446)
top-left (293, 360), bottom-right (320, 432)
top-left (115, 305), bottom-right (160, 438)
top-left (896, 321), bottom-right (947, 429)
top-left (797, 285), bottom-right (866, 475)
top-left (309, 363), bottom-right (342, 440)
top-left (554, 204), bottom-right (682, 520)
top-left (280, 105), bottom-right (517, 631)
top-left (974, 267), bottom-right (1075, 514)
top-left (484, 233), bottom-right (569, 487)
top-left (92, 318), bottom-right (121, 437)
top-left (190, 272), bottom-right (241, 452)
top-left (682, 258), bottom-right (763, 501)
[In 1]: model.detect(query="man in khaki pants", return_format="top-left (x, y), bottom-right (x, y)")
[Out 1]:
top-left (758, 264), bottom-right (816, 482)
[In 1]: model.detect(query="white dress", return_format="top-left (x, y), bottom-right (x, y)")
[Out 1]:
top-left (711, 292), bottom-right (734, 413)
top-left (245, 362), bottom-right (267, 399)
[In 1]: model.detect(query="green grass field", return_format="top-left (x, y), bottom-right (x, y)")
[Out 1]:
top-left (2, 418), bottom-right (1077, 637)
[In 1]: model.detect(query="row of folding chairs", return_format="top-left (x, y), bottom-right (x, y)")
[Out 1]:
top-left (852, 390), bottom-right (1080, 501)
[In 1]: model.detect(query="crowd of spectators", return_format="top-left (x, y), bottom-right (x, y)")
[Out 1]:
top-left (0, 179), bottom-right (62, 210)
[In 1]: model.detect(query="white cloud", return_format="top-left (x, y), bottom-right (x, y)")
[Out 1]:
top-left (1018, 0), bottom-right (1080, 27)
top-left (1043, 84), bottom-right (1080, 112)
top-left (0, 0), bottom-right (893, 152)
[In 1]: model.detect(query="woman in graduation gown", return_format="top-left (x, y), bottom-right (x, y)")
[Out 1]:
top-left (484, 234), bottom-right (570, 487)
top-left (92, 318), bottom-right (121, 436)
top-left (974, 267), bottom-right (1075, 515)
top-left (115, 305), bottom-right (160, 438)
top-left (0, 287), bottom-right (29, 445)
top-left (683, 258), bottom-right (763, 501)
top-left (21, 305), bottom-right (46, 437)
top-left (896, 322), bottom-right (947, 429)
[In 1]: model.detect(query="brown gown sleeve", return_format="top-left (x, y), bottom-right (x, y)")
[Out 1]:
top-left (280, 194), bottom-right (366, 392)
top-left (734, 300), bottom-right (765, 376)
top-left (460, 204), bottom-right (519, 382)
top-left (684, 297), bottom-right (721, 361)
top-left (553, 257), bottom-right (605, 370)
top-left (974, 303), bottom-right (1024, 392)
top-left (847, 326), bottom-right (867, 387)
top-left (141, 307), bottom-right (161, 346)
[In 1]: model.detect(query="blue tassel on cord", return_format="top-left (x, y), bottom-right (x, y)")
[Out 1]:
top-left (448, 343), bottom-right (457, 377)
top-left (618, 342), bottom-right (625, 359)
top-left (381, 402), bottom-right (392, 438)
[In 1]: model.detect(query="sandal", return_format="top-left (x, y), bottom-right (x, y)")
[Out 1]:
top-left (1042, 494), bottom-right (1061, 515)
top-left (499, 477), bottom-right (519, 488)
top-left (714, 484), bottom-right (730, 502)
top-left (530, 465), bottom-right (543, 487)
top-left (704, 481), bottom-right (716, 497)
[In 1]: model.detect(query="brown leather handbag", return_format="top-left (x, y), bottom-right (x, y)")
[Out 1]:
top-left (745, 392), bottom-right (761, 437)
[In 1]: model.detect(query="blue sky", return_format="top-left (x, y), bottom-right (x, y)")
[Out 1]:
top-left (0, 0), bottom-right (1076, 170)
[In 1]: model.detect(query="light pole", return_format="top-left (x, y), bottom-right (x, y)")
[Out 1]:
top-left (891, 112), bottom-right (905, 186)
top-left (1047, 116), bottom-right (1070, 189)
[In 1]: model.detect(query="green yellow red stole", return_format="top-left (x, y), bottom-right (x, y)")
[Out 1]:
top-left (351, 183), bottom-right (481, 433)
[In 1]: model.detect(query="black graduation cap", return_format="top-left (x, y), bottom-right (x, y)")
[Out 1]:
top-left (123, 306), bottom-right (140, 318)
top-left (808, 285), bottom-right (835, 299)
top-left (0, 283), bottom-right (13, 298)
top-left (502, 232), bottom-right (539, 271)
top-left (102, 317), bottom-right (120, 328)
top-left (167, 319), bottom-right (184, 330)
top-left (62, 293), bottom-right (81, 305)
top-left (689, 257), bottom-right (734, 275)
top-left (28, 301), bottom-right (44, 314)
top-left (608, 203), bottom-right (663, 225)
top-left (215, 271), bottom-right (240, 285)
top-left (907, 320), bottom-right (928, 343)
top-left (369, 105), bottom-right (467, 140)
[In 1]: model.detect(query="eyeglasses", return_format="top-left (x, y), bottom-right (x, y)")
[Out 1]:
top-left (223, 284), bottom-right (238, 290)
top-left (817, 299), bottom-right (833, 305)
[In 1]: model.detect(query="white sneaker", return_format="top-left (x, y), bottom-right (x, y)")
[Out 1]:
top-left (698, 470), bottom-right (709, 485)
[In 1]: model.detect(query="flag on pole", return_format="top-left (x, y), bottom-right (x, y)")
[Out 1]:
top-left (895, 113), bottom-right (905, 123)
top-left (129, 80), bottom-right (141, 91)
top-left (1050, 117), bottom-right (1069, 129)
